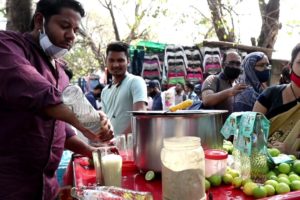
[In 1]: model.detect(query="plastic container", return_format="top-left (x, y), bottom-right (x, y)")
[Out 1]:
top-left (161, 136), bottom-right (205, 200)
top-left (232, 114), bottom-right (269, 183)
top-left (204, 149), bottom-right (228, 178)
top-left (62, 85), bottom-right (104, 147)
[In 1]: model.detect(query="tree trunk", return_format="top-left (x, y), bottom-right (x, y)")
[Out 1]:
top-left (207, 0), bottom-right (235, 42)
top-left (98, 0), bottom-right (120, 41)
top-left (108, 6), bottom-right (120, 41)
top-left (6, 0), bottom-right (32, 32)
top-left (257, 0), bottom-right (280, 51)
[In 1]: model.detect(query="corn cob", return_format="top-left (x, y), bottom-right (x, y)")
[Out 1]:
top-left (169, 99), bottom-right (193, 112)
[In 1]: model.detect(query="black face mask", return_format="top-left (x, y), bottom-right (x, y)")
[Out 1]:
top-left (224, 66), bottom-right (241, 80)
top-left (254, 69), bottom-right (270, 83)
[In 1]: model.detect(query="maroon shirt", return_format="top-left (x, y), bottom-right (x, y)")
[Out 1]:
top-left (0, 31), bottom-right (75, 200)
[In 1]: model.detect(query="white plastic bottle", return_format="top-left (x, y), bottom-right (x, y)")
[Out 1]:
top-left (62, 85), bottom-right (102, 145)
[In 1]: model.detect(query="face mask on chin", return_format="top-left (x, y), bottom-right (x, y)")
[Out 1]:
top-left (255, 69), bottom-right (270, 83)
top-left (39, 18), bottom-right (68, 59)
top-left (223, 65), bottom-right (241, 80)
top-left (290, 71), bottom-right (300, 87)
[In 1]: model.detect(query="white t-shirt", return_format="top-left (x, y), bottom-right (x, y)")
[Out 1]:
top-left (101, 73), bottom-right (147, 136)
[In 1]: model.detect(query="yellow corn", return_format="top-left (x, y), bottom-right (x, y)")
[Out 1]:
top-left (169, 99), bottom-right (193, 112)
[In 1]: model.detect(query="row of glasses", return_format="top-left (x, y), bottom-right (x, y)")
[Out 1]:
top-left (114, 133), bottom-right (134, 162)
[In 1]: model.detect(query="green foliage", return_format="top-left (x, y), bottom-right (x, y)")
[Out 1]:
top-left (64, 44), bottom-right (101, 80)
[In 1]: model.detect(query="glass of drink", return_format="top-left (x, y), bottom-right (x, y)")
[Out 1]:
top-left (93, 146), bottom-right (122, 187)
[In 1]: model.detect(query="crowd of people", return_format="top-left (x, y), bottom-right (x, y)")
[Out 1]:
top-left (0, 0), bottom-right (299, 199)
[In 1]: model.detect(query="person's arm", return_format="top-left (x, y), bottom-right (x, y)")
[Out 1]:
top-left (133, 101), bottom-right (147, 111)
top-left (65, 135), bottom-right (97, 157)
top-left (43, 104), bottom-right (113, 141)
top-left (202, 83), bottom-right (247, 107)
top-left (252, 101), bottom-right (267, 115)
top-left (122, 101), bottom-right (147, 134)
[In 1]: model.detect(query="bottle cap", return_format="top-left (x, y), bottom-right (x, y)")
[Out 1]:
top-left (205, 149), bottom-right (228, 160)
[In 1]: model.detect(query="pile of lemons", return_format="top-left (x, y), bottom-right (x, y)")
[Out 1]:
top-left (205, 147), bottom-right (300, 199)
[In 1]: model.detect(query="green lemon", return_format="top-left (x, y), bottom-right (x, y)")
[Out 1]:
top-left (266, 171), bottom-right (276, 179)
top-left (243, 182), bottom-right (258, 196)
top-left (264, 184), bottom-right (275, 196)
top-left (208, 175), bottom-right (222, 187)
top-left (289, 171), bottom-right (296, 176)
top-left (268, 148), bottom-right (280, 157)
top-left (232, 177), bottom-right (243, 188)
top-left (228, 169), bottom-right (239, 178)
top-left (252, 186), bottom-right (267, 199)
top-left (278, 163), bottom-right (291, 174)
top-left (289, 174), bottom-right (300, 182)
top-left (242, 178), bottom-right (253, 186)
top-left (278, 177), bottom-right (291, 185)
top-left (278, 173), bottom-right (289, 179)
top-left (276, 182), bottom-right (290, 194)
top-left (293, 161), bottom-right (300, 175)
top-left (265, 180), bottom-right (279, 189)
top-left (205, 179), bottom-right (211, 192)
top-left (269, 175), bottom-right (278, 181)
top-left (145, 170), bottom-right (155, 181)
top-left (222, 173), bottom-right (233, 185)
top-left (290, 180), bottom-right (300, 191)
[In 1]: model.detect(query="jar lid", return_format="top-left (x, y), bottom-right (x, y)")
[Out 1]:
top-left (205, 149), bottom-right (228, 160)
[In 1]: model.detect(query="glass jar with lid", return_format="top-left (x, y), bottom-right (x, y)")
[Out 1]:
top-left (161, 136), bottom-right (205, 200)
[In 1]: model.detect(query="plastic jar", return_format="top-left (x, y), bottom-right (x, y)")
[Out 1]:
top-left (161, 136), bottom-right (205, 200)
top-left (204, 149), bottom-right (228, 178)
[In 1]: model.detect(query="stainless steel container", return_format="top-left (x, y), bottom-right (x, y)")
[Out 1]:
top-left (130, 110), bottom-right (227, 172)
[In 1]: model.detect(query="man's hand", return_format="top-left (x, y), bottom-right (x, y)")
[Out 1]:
top-left (81, 111), bottom-right (114, 142)
top-left (230, 83), bottom-right (248, 96)
top-left (98, 111), bottom-right (114, 142)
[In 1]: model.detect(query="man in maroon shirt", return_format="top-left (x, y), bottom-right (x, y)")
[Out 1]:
top-left (0, 0), bottom-right (113, 199)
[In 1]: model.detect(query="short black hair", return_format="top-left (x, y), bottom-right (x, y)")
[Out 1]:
top-left (185, 81), bottom-right (194, 90)
top-left (222, 49), bottom-right (240, 66)
top-left (30, 0), bottom-right (85, 30)
top-left (94, 83), bottom-right (105, 90)
top-left (106, 42), bottom-right (129, 58)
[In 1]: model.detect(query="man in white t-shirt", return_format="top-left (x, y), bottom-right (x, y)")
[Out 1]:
top-left (101, 42), bottom-right (148, 136)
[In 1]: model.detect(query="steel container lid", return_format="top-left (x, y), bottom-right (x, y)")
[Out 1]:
top-left (129, 110), bottom-right (228, 116)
